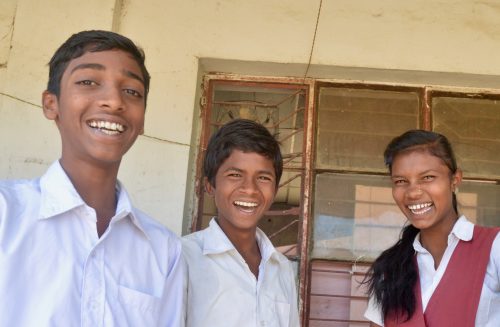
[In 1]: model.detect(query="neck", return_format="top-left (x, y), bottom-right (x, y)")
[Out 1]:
top-left (216, 219), bottom-right (262, 278)
top-left (420, 214), bottom-right (459, 269)
top-left (60, 158), bottom-right (119, 237)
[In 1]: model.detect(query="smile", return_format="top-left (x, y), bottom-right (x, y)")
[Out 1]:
top-left (407, 202), bottom-right (433, 215)
top-left (88, 120), bottom-right (125, 135)
top-left (234, 200), bottom-right (258, 210)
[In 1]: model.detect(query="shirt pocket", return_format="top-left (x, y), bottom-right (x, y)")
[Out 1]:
top-left (117, 285), bottom-right (161, 319)
top-left (260, 292), bottom-right (291, 327)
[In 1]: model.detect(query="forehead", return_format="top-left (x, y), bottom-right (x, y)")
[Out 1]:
top-left (220, 149), bottom-right (275, 172)
top-left (391, 149), bottom-right (448, 173)
top-left (63, 49), bottom-right (143, 80)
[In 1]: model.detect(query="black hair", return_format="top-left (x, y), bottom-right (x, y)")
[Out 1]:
top-left (47, 30), bottom-right (150, 105)
top-left (203, 119), bottom-right (283, 189)
top-left (365, 130), bottom-right (459, 321)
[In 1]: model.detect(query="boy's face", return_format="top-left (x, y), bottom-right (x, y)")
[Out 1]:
top-left (42, 49), bottom-right (145, 168)
top-left (206, 149), bottom-right (277, 235)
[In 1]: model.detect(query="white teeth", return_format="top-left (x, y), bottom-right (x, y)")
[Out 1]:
top-left (100, 129), bottom-right (120, 135)
top-left (234, 200), bottom-right (258, 208)
top-left (408, 202), bottom-right (432, 215)
top-left (408, 203), bottom-right (432, 210)
top-left (88, 120), bottom-right (124, 133)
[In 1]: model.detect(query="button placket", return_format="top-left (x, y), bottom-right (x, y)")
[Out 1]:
top-left (81, 246), bottom-right (105, 327)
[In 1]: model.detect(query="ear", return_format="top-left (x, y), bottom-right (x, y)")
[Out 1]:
top-left (204, 177), bottom-right (215, 196)
top-left (451, 168), bottom-right (462, 192)
top-left (42, 90), bottom-right (59, 121)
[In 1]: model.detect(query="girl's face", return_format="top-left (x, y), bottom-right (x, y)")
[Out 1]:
top-left (390, 149), bottom-right (462, 233)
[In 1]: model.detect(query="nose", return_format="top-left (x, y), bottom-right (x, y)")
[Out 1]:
top-left (406, 183), bottom-right (423, 199)
top-left (99, 85), bottom-right (124, 111)
top-left (240, 176), bottom-right (258, 194)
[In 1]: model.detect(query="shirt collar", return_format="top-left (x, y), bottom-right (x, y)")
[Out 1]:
top-left (202, 218), bottom-right (285, 263)
top-left (39, 161), bottom-right (85, 219)
top-left (113, 180), bottom-right (150, 239)
top-left (413, 215), bottom-right (473, 253)
top-left (38, 161), bottom-right (149, 239)
top-left (255, 227), bottom-right (287, 263)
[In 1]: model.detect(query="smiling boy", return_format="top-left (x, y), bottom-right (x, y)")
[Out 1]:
top-left (183, 119), bottom-right (300, 327)
top-left (0, 30), bottom-right (183, 326)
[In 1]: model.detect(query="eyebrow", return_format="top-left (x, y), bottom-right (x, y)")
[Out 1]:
top-left (224, 167), bottom-right (275, 177)
top-left (70, 63), bottom-right (105, 74)
top-left (70, 63), bottom-right (145, 86)
top-left (391, 169), bottom-right (438, 178)
top-left (123, 69), bottom-right (145, 85)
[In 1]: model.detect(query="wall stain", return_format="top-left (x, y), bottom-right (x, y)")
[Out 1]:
top-left (24, 157), bottom-right (46, 165)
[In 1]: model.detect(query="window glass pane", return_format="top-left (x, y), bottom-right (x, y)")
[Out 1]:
top-left (312, 173), bottom-right (406, 261)
top-left (316, 87), bottom-right (420, 172)
top-left (458, 180), bottom-right (500, 227)
top-left (433, 97), bottom-right (500, 179)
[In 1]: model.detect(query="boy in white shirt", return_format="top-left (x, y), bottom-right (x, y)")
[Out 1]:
top-left (183, 119), bottom-right (300, 327)
top-left (0, 30), bottom-right (184, 326)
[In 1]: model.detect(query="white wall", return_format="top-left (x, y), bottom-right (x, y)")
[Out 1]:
top-left (1, 0), bottom-right (500, 234)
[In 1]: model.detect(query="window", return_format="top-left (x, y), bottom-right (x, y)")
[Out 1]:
top-left (192, 74), bottom-right (500, 326)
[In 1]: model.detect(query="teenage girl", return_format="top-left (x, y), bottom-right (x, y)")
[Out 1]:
top-left (364, 130), bottom-right (500, 326)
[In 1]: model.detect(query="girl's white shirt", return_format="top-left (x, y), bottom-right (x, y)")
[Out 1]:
top-left (364, 216), bottom-right (500, 326)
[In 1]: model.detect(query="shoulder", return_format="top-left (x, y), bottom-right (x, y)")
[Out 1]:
top-left (273, 250), bottom-right (294, 268)
top-left (181, 230), bottom-right (207, 260)
top-left (0, 178), bottom-right (40, 200)
top-left (0, 178), bottom-right (40, 218)
top-left (0, 178), bottom-right (41, 245)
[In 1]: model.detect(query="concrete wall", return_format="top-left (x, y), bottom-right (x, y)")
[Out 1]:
top-left (1, 0), bottom-right (499, 234)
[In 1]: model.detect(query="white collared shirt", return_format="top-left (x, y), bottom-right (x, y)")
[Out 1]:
top-left (182, 218), bottom-right (300, 327)
top-left (364, 216), bottom-right (500, 326)
top-left (0, 161), bottom-right (184, 327)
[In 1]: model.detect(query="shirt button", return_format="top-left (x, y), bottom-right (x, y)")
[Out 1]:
top-left (260, 321), bottom-right (266, 326)
top-left (89, 300), bottom-right (98, 310)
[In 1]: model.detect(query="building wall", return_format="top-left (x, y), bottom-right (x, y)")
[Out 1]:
top-left (1, 0), bottom-right (499, 234)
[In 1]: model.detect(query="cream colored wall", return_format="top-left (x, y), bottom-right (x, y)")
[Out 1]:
top-left (1, 0), bottom-right (499, 234)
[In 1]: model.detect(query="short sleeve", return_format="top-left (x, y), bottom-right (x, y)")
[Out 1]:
top-left (364, 295), bottom-right (384, 326)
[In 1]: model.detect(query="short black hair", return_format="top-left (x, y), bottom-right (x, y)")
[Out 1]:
top-left (47, 30), bottom-right (150, 105)
top-left (203, 119), bottom-right (283, 189)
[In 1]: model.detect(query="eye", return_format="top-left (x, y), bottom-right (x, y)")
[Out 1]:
top-left (393, 179), bottom-right (407, 186)
top-left (76, 80), bottom-right (97, 86)
top-left (124, 88), bottom-right (143, 98)
top-left (422, 175), bottom-right (435, 181)
top-left (258, 175), bottom-right (273, 182)
top-left (227, 172), bottom-right (242, 178)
